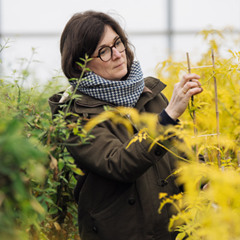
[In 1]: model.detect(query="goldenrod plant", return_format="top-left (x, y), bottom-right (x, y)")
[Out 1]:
top-left (159, 162), bottom-right (240, 240)
top-left (156, 29), bottom-right (240, 239)
top-left (156, 29), bottom-right (239, 165)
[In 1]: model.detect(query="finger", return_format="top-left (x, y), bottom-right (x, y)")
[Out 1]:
top-left (182, 81), bottom-right (201, 94)
top-left (180, 74), bottom-right (200, 87)
top-left (186, 87), bottom-right (203, 96)
top-left (190, 79), bottom-right (202, 86)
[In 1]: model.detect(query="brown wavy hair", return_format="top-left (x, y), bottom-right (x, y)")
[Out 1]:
top-left (60, 11), bottom-right (134, 79)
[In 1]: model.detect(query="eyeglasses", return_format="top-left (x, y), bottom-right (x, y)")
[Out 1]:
top-left (92, 37), bottom-right (125, 62)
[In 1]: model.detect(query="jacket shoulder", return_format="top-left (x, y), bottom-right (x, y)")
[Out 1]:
top-left (144, 76), bottom-right (166, 93)
top-left (49, 93), bottom-right (110, 122)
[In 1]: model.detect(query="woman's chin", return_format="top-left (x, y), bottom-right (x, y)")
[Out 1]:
top-left (112, 69), bottom-right (128, 81)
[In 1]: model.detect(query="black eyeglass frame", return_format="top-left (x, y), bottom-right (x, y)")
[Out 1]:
top-left (92, 37), bottom-right (125, 62)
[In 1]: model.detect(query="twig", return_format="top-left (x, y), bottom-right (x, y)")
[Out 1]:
top-left (186, 52), bottom-right (198, 159)
top-left (64, 56), bottom-right (91, 118)
top-left (190, 65), bottom-right (213, 69)
top-left (211, 49), bottom-right (221, 167)
top-left (192, 133), bottom-right (219, 138)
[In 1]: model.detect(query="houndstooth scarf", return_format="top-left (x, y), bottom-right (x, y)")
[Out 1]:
top-left (70, 61), bottom-right (145, 107)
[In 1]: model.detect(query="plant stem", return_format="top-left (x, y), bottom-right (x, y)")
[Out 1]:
top-left (64, 57), bottom-right (90, 118)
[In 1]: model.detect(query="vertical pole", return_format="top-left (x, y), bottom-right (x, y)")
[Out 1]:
top-left (186, 52), bottom-right (196, 134)
top-left (186, 52), bottom-right (198, 160)
top-left (237, 151), bottom-right (240, 168)
top-left (211, 49), bottom-right (221, 167)
top-left (167, 0), bottom-right (173, 57)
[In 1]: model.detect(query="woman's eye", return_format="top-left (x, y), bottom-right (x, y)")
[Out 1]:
top-left (115, 39), bottom-right (121, 46)
top-left (99, 48), bottom-right (107, 56)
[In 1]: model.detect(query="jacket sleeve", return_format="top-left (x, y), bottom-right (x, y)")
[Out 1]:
top-left (66, 120), bottom-right (168, 183)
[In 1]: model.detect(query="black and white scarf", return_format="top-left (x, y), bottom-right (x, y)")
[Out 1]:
top-left (70, 61), bottom-right (145, 107)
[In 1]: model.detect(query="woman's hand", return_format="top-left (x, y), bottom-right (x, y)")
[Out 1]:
top-left (165, 73), bottom-right (203, 120)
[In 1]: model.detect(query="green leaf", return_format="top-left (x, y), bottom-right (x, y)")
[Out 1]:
top-left (72, 167), bottom-right (85, 176)
top-left (58, 159), bottom-right (65, 171)
top-left (176, 232), bottom-right (187, 240)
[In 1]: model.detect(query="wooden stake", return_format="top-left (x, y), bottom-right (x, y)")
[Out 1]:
top-left (237, 151), bottom-right (240, 168)
top-left (186, 52), bottom-right (191, 74)
top-left (186, 52), bottom-right (198, 159)
top-left (211, 49), bottom-right (221, 167)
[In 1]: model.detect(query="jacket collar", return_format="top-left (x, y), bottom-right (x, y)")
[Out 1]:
top-left (135, 77), bottom-right (166, 110)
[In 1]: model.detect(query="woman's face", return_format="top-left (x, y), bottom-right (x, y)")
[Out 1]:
top-left (87, 25), bottom-right (128, 80)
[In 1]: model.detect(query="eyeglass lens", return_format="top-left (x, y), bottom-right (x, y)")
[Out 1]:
top-left (99, 38), bottom-right (125, 62)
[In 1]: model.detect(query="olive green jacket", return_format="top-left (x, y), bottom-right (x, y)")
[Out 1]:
top-left (49, 77), bottom-right (181, 240)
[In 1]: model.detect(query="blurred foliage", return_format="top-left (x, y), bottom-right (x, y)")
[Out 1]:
top-left (0, 45), bottom-right (88, 240)
top-left (0, 118), bottom-right (46, 240)
top-left (159, 162), bottom-right (240, 240)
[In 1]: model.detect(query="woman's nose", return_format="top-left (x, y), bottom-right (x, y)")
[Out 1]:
top-left (112, 47), bottom-right (121, 60)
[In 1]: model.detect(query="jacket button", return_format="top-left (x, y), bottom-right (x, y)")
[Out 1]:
top-left (158, 179), bottom-right (168, 187)
top-left (92, 225), bottom-right (98, 233)
top-left (154, 149), bottom-right (162, 156)
top-left (128, 198), bottom-right (136, 205)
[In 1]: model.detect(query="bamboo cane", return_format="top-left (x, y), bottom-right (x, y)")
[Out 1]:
top-left (190, 65), bottom-right (213, 69)
top-left (237, 151), bottom-right (240, 168)
top-left (186, 52), bottom-right (198, 160)
top-left (211, 49), bottom-right (221, 167)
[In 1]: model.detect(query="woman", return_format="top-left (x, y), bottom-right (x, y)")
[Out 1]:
top-left (49, 11), bottom-right (202, 240)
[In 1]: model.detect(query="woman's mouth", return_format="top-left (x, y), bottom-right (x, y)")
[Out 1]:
top-left (114, 62), bottom-right (124, 68)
